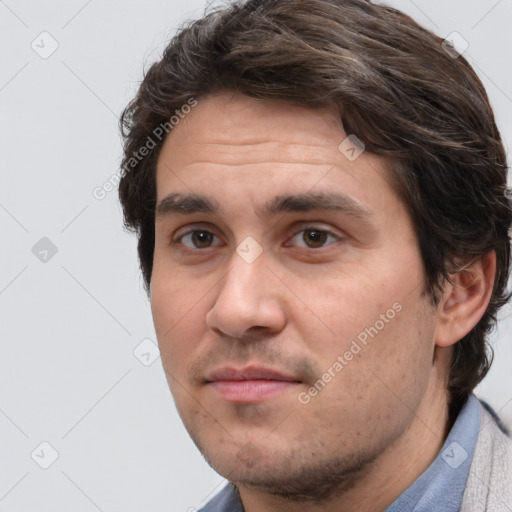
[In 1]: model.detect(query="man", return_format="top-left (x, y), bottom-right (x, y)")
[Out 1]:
top-left (118, 0), bottom-right (512, 510)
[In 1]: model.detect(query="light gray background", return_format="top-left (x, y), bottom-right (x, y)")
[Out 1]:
top-left (1, 0), bottom-right (511, 510)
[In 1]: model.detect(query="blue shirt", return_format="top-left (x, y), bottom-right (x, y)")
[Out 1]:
top-left (199, 394), bottom-right (481, 511)
top-left (384, 393), bottom-right (480, 511)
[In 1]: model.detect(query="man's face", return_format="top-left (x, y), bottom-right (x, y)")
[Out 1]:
top-left (151, 91), bottom-right (439, 497)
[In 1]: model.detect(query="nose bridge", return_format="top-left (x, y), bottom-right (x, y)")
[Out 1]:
top-left (206, 243), bottom-right (286, 338)
top-left (220, 247), bottom-right (269, 313)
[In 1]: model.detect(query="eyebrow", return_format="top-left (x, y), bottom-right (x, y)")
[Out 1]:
top-left (155, 192), bottom-right (373, 220)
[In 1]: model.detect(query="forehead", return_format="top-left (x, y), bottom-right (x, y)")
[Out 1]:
top-left (156, 91), bottom-right (356, 179)
top-left (154, 91), bottom-right (400, 220)
top-left (166, 90), bottom-right (344, 151)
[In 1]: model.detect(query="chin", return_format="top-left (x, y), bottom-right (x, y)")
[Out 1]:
top-left (197, 438), bottom-right (375, 503)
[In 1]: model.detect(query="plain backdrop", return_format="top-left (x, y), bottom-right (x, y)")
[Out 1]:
top-left (1, 0), bottom-right (512, 510)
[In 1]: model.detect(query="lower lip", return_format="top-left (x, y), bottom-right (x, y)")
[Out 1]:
top-left (208, 380), bottom-right (299, 403)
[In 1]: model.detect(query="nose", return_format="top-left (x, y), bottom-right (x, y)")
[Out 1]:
top-left (205, 248), bottom-right (287, 341)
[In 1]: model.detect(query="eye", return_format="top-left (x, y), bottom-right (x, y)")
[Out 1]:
top-left (177, 230), bottom-right (223, 249)
top-left (288, 228), bottom-right (341, 249)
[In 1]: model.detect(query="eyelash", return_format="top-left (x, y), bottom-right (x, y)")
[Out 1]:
top-left (173, 226), bottom-right (342, 251)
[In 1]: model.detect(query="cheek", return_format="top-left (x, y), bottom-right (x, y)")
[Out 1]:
top-left (293, 270), bottom-right (435, 403)
top-left (150, 276), bottom-right (206, 370)
top-left (298, 305), bottom-right (436, 449)
top-left (300, 256), bottom-right (424, 356)
top-left (288, 272), bottom-right (395, 351)
top-left (150, 283), bottom-right (207, 418)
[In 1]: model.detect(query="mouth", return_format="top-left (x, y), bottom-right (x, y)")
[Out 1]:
top-left (204, 366), bottom-right (302, 403)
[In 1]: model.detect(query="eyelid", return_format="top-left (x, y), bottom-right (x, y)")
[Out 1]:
top-left (290, 221), bottom-right (343, 234)
top-left (172, 222), bottom-right (221, 241)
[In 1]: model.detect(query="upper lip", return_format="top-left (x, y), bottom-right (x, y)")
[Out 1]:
top-left (205, 366), bottom-right (300, 382)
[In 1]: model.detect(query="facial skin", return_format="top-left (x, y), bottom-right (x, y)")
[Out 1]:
top-left (150, 91), bottom-right (494, 511)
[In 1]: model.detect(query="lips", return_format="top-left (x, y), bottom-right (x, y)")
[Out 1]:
top-left (205, 366), bottom-right (300, 382)
top-left (205, 366), bottom-right (301, 403)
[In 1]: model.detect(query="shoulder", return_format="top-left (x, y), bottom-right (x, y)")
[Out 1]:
top-left (461, 398), bottom-right (512, 512)
top-left (198, 483), bottom-right (243, 512)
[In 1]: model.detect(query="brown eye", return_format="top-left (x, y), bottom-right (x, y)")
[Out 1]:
top-left (303, 230), bottom-right (329, 248)
top-left (179, 230), bottom-right (222, 249)
top-left (289, 228), bottom-right (339, 249)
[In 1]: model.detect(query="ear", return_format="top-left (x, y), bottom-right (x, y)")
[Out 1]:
top-left (435, 251), bottom-right (496, 348)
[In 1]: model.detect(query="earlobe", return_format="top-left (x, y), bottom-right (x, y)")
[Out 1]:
top-left (435, 251), bottom-right (496, 348)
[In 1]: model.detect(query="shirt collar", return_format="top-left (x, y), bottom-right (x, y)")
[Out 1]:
top-left (384, 393), bottom-right (481, 512)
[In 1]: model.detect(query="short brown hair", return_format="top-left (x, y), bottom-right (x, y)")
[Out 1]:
top-left (118, 0), bottom-right (512, 423)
